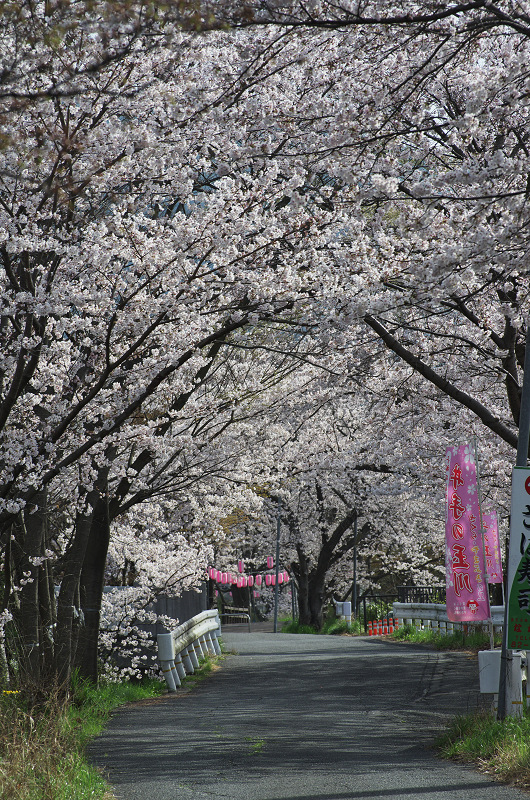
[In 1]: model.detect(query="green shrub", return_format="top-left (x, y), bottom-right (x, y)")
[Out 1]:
top-left (282, 616), bottom-right (360, 635)
top-left (392, 625), bottom-right (501, 650)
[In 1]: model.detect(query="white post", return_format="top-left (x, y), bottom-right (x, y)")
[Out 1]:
top-left (174, 652), bottom-right (187, 681)
top-left (212, 629), bottom-right (222, 656)
top-left (182, 648), bottom-right (194, 674)
top-left (189, 643), bottom-right (200, 670)
top-left (507, 652), bottom-right (525, 719)
top-left (160, 660), bottom-right (179, 691)
top-left (194, 638), bottom-right (205, 659)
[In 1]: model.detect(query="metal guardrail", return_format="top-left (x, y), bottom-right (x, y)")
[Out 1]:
top-left (397, 585), bottom-right (446, 604)
top-left (220, 607), bottom-right (251, 631)
top-left (157, 609), bottom-right (222, 692)
top-left (393, 602), bottom-right (505, 631)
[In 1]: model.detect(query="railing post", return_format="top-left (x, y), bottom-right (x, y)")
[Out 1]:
top-left (174, 652), bottom-right (187, 681)
top-left (182, 647), bottom-right (195, 674)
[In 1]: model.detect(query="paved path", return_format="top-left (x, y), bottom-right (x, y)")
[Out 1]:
top-left (89, 632), bottom-right (529, 800)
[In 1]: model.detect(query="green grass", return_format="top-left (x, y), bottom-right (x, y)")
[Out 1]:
top-left (391, 623), bottom-right (501, 651)
top-left (0, 655), bottom-right (221, 800)
top-left (437, 710), bottom-right (530, 788)
top-left (281, 617), bottom-right (362, 635)
top-left (281, 620), bottom-right (317, 634)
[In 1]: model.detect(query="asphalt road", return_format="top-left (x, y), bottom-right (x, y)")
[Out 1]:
top-left (89, 632), bottom-right (529, 800)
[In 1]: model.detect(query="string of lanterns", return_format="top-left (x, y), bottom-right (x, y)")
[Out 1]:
top-left (208, 558), bottom-right (290, 590)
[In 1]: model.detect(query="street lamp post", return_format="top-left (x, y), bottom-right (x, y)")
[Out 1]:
top-left (273, 497), bottom-right (281, 633)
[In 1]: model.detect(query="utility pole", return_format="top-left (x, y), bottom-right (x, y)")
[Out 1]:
top-left (352, 510), bottom-right (358, 617)
top-left (498, 321), bottom-right (530, 720)
top-left (273, 497), bottom-right (281, 633)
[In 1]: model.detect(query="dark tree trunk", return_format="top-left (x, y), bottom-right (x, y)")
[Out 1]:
top-left (73, 480), bottom-right (110, 683)
top-left (13, 491), bottom-right (48, 687)
top-left (308, 574), bottom-right (325, 630)
top-left (38, 545), bottom-right (56, 682)
top-left (296, 571), bottom-right (325, 629)
top-left (54, 507), bottom-right (93, 687)
top-left (293, 507), bottom-right (358, 631)
top-left (230, 584), bottom-right (250, 609)
top-left (295, 545), bottom-right (311, 626)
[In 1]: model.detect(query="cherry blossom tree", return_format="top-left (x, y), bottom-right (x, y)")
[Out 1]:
top-left (3, 0), bottom-right (529, 688)
top-left (1, 3), bottom-right (380, 687)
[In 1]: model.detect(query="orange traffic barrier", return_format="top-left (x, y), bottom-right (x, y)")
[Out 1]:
top-left (369, 619), bottom-right (399, 636)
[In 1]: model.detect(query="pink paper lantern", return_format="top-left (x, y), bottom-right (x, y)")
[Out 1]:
top-left (231, 574), bottom-right (237, 585)
top-left (271, 575), bottom-right (276, 585)
top-left (238, 560), bottom-right (244, 573)
top-left (209, 568), bottom-right (215, 579)
top-left (265, 575), bottom-right (272, 586)
top-left (253, 591), bottom-right (259, 598)
top-left (278, 573), bottom-right (284, 584)
top-left (237, 577), bottom-right (243, 588)
top-left (221, 572), bottom-right (227, 584)
top-left (248, 576), bottom-right (254, 587)
top-left (243, 577), bottom-right (248, 587)
top-left (255, 575), bottom-right (262, 587)
top-left (283, 571), bottom-right (289, 583)
top-left (267, 556), bottom-right (274, 569)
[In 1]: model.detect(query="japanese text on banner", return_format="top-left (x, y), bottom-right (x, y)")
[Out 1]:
top-left (507, 469), bottom-right (530, 649)
top-left (482, 510), bottom-right (503, 585)
top-left (445, 444), bottom-right (490, 622)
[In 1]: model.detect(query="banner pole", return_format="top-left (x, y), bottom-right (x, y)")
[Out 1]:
top-left (473, 436), bottom-right (494, 650)
top-left (498, 320), bottom-right (530, 720)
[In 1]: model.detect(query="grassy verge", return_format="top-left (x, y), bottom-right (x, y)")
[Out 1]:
top-left (0, 655), bottom-right (221, 800)
top-left (281, 617), bottom-right (362, 635)
top-left (437, 710), bottom-right (530, 789)
top-left (391, 623), bottom-right (502, 651)
top-left (391, 626), bottom-right (530, 787)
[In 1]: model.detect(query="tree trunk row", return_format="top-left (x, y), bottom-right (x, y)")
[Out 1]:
top-left (3, 472), bottom-right (111, 693)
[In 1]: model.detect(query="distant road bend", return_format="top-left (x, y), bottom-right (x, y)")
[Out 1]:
top-left (90, 631), bottom-right (528, 800)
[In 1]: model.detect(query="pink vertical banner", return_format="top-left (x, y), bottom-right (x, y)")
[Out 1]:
top-left (482, 510), bottom-right (503, 584)
top-left (445, 444), bottom-right (490, 621)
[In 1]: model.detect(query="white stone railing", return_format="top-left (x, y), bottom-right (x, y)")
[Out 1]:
top-left (157, 609), bottom-right (222, 692)
top-left (392, 602), bottom-right (505, 633)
